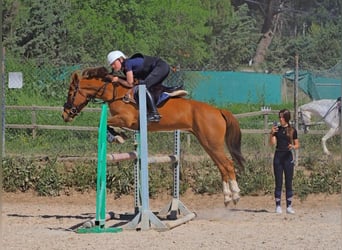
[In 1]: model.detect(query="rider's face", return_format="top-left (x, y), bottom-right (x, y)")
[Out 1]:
top-left (111, 59), bottom-right (122, 71)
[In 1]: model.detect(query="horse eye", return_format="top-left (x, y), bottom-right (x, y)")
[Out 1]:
top-left (64, 102), bottom-right (72, 109)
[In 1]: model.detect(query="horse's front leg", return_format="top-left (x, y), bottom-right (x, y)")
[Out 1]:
top-left (106, 115), bottom-right (138, 144)
top-left (106, 126), bottom-right (127, 144)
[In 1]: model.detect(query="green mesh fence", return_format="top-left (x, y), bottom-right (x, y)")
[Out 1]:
top-left (284, 61), bottom-right (342, 100)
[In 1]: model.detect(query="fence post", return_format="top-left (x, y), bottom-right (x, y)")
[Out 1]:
top-left (262, 106), bottom-right (271, 146)
top-left (31, 106), bottom-right (37, 138)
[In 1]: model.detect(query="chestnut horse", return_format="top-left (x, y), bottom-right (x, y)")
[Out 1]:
top-left (62, 67), bottom-right (245, 206)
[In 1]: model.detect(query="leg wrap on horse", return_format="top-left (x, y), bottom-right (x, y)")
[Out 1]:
top-left (146, 89), bottom-right (161, 122)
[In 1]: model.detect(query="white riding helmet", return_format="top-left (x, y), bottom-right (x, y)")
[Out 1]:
top-left (107, 50), bottom-right (126, 65)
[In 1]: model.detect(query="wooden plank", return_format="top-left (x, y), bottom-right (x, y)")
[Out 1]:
top-left (6, 105), bottom-right (101, 112)
top-left (5, 124), bottom-right (98, 131)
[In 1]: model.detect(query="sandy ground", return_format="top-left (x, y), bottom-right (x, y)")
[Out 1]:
top-left (1, 191), bottom-right (341, 250)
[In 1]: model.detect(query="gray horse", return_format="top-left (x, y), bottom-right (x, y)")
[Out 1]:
top-left (298, 98), bottom-right (341, 155)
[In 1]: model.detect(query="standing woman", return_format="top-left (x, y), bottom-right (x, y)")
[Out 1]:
top-left (270, 109), bottom-right (299, 214)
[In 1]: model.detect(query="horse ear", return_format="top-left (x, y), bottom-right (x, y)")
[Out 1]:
top-left (72, 72), bottom-right (79, 82)
top-left (71, 72), bottom-right (80, 88)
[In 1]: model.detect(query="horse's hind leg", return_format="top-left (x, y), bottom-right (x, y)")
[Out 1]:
top-left (206, 149), bottom-right (240, 206)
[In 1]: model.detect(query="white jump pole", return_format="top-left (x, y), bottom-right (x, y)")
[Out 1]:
top-left (125, 85), bottom-right (195, 231)
top-left (125, 85), bottom-right (168, 230)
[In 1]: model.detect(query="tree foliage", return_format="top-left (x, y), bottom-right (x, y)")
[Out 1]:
top-left (206, 2), bottom-right (257, 70)
top-left (2, 0), bottom-right (341, 72)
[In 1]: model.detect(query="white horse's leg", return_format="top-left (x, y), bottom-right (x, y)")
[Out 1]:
top-left (223, 181), bottom-right (232, 206)
top-left (322, 128), bottom-right (339, 155)
top-left (229, 180), bottom-right (241, 205)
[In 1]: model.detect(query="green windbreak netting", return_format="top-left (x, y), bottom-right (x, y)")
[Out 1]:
top-left (284, 62), bottom-right (341, 100)
top-left (181, 71), bottom-right (282, 105)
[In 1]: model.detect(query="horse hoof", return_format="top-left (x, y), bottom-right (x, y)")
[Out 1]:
top-left (107, 135), bottom-right (125, 144)
top-left (114, 135), bottom-right (125, 144)
top-left (232, 193), bottom-right (240, 205)
top-left (224, 196), bottom-right (232, 207)
top-left (233, 198), bottom-right (240, 205)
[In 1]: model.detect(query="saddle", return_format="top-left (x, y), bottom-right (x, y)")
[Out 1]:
top-left (133, 84), bottom-right (188, 107)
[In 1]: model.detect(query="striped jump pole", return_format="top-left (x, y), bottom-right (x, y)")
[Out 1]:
top-left (76, 104), bottom-right (122, 234)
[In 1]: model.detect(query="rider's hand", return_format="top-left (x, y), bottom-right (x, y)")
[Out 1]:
top-left (112, 76), bottom-right (119, 83)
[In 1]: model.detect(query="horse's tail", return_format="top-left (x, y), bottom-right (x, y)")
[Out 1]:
top-left (220, 109), bottom-right (245, 169)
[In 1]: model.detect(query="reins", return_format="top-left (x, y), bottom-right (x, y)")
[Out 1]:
top-left (320, 100), bottom-right (339, 121)
top-left (109, 82), bottom-right (136, 105)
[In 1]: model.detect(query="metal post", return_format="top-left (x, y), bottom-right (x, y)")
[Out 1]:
top-left (1, 47), bottom-right (5, 157)
top-left (294, 55), bottom-right (299, 166)
top-left (294, 54), bottom-right (299, 131)
top-left (125, 85), bottom-right (195, 230)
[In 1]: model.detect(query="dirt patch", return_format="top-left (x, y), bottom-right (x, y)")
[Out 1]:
top-left (2, 191), bottom-right (341, 250)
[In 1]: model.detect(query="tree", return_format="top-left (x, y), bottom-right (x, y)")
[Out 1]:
top-left (7, 0), bottom-right (71, 64)
top-left (205, 2), bottom-right (257, 70)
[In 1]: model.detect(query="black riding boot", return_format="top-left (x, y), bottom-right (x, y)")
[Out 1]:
top-left (146, 90), bottom-right (161, 122)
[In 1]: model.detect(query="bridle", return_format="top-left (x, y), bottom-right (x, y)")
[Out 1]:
top-left (297, 110), bottom-right (309, 133)
top-left (63, 77), bottom-right (108, 118)
top-left (63, 76), bottom-right (135, 118)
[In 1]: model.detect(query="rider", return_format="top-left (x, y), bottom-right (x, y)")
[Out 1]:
top-left (107, 50), bottom-right (171, 123)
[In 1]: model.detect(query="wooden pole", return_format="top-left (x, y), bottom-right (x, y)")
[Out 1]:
top-left (294, 54), bottom-right (299, 132)
top-left (1, 47), bottom-right (5, 157)
top-left (294, 54), bottom-right (299, 166)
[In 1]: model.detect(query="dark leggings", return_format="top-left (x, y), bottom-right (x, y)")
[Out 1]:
top-left (273, 151), bottom-right (294, 204)
top-left (143, 59), bottom-right (170, 89)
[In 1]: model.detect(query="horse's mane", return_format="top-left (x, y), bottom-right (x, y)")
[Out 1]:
top-left (81, 67), bottom-right (112, 82)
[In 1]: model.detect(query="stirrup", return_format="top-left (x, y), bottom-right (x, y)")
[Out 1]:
top-left (147, 113), bottom-right (161, 122)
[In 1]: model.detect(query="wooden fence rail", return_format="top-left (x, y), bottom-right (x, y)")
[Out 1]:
top-left (5, 105), bottom-right (100, 137)
top-left (4, 106), bottom-right (326, 138)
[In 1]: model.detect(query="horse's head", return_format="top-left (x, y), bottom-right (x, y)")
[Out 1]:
top-left (62, 67), bottom-right (130, 122)
top-left (298, 108), bottom-right (311, 133)
top-left (62, 72), bottom-right (91, 122)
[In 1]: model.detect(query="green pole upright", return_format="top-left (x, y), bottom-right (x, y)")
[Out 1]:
top-left (77, 103), bottom-right (122, 233)
top-left (95, 103), bottom-right (108, 227)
